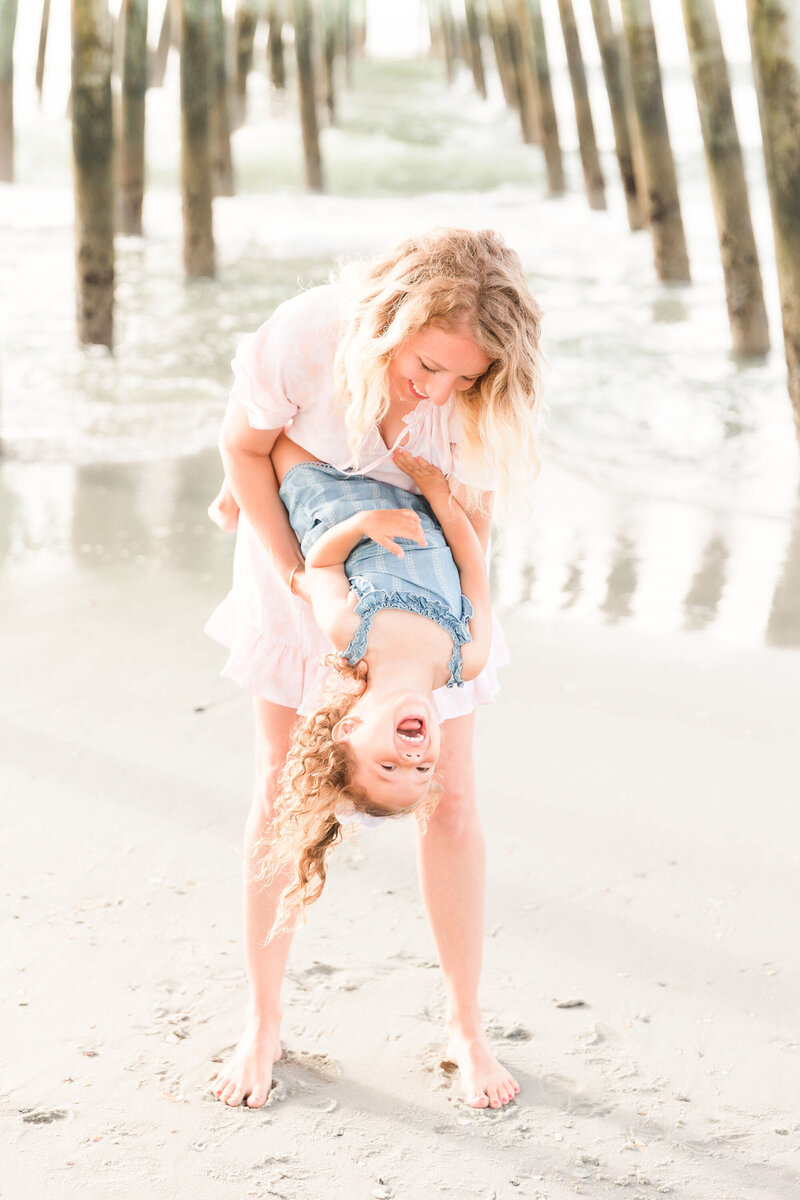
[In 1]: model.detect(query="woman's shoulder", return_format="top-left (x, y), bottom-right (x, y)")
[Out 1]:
top-left (265, 282), bottom-right (344, 343)
top-left (241, 284), bottom-right (344, 401)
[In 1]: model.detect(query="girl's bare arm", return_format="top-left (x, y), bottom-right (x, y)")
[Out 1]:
top-left (448, 477), bottom-right (493, 553)
top-left (304, 507), bottom-right (427, 649)
top-left (305, 507), bottom-right (426, 568)
top-left (392, 451), bottom-right (492, 680)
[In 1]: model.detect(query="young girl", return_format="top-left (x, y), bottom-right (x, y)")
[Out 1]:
top-left (259, 435), bottom-right (494, 933)
top-left (207, 228), bottom-right (544, 1111)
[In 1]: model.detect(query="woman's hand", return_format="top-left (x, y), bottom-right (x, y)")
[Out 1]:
top-left (392, 449), bottom-right (451, 506)
top-left (289, 564), bottom-right (312, 604)
top-left (358, 508), bottom-right (426, 558)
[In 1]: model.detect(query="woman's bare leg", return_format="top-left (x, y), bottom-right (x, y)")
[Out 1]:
top-left (212, 698), bottom-right (297, 1108)
top-left (416, 711), bottom-right (520, 1109)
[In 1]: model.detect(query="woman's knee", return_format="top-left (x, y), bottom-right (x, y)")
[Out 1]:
top-left (250, 758), bottom-right (284, 821)
top-left (251, 698), bottom-right (296, 820)
top-left (426, 778), bottom-right (482, 841)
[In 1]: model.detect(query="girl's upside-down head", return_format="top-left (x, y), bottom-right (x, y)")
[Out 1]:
top-left (259, 656), bottom-right (441, 936)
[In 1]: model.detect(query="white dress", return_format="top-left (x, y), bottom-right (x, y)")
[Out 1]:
top-left (205, 284), bottom-right (509, 719)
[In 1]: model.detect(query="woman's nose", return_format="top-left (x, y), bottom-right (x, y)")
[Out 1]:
top-left (430, 377), bottom-right (454, 406)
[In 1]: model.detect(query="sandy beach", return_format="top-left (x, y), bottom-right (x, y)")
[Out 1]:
top-left (2, 448), bottom-right (798, 1200)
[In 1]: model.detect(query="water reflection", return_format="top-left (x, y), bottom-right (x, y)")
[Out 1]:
top-left (683, 533), bottom-right (729, 632)
top-left (600, 534), bottom-right (638, 623)
top-left (0, 451), bottom-right (232, 589)
top-left (650, 293), bottom-right (690, 324)
top-left (493, 463), bottom-right (800, 650)
top-left (766, 486), bottom-right (800, 649)
top-left (1, 452), bottom-right (799, 652)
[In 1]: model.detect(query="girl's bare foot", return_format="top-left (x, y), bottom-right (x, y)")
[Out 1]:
top-left (446, 1025), bottom-right (520, 1110)
top-left (212, 1014), bottom-right (282, 1108)
top-left (208, 487), bottom-right (240, 533)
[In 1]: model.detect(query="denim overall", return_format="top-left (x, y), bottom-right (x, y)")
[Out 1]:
top-left (278, 462), bottom-right (473, 687)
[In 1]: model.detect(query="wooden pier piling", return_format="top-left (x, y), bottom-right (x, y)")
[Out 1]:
top-left (502, 0), bottom-right (539, 144)
top-left (210, 0), bottom-right (234, 195)
top-left (682, 0), bottom-right (769, 355)
top-left (464, 0), bottom-right (487, 99)
top-left (233, 0), bottom-right (257, 127)
top-left (620, 0), bottom-right (690, 282)
top-left (72, 0), bottom-right (115, 345)
top-left (119, 0), bottom-right (148, 235)
top-left (321, 0), bottom-right (337, 123)
top-left (519, 0), bottom-right (565, 195)
top-left (747, 0), bottom-right (800, 437)
top-left (589, 0), bottom-right (644, 229)
top-left (267, 1), bottom-right (286, 90)
top-left (180, 0), bottom-right (216, 277)
top-left (294, 0), bottom-right (324, 191)
top-left (557, 0), bottom-right (605, 209)
top-left (150, 0), bottom-right (172, 88)
top-left (36, 0), bottom-right (51, 104)
top-left (0, 0), bottom-right (18, 181)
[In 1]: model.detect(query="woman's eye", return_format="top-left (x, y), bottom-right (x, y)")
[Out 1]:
top-left (420, 362), bottom-right (436, 373)
top-left (381, 764), bottom-right (395, 772)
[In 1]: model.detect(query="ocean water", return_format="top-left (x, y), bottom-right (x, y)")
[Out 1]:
top-left (1, 27), bottom-right (798, 649)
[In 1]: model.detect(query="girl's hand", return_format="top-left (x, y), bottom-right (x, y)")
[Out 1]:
top-left (392, 450), bottom-right (451, 504)
top-left (359, 508), bottom-right (426, 558)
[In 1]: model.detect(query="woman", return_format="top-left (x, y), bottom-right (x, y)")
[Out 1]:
top-left (206, 227), bottom-right (544, 1110)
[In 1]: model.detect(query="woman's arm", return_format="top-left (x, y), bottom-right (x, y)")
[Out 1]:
top-left (218, 397), bottom-right (307, 596)
top-left (392, 452), bottom-right (492, 681)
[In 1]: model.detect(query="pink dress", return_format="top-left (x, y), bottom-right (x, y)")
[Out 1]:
top-left (205, 284), bottom-right (509, 720)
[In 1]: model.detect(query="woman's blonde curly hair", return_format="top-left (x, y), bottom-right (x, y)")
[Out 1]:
top-left (332, 226), bottom-right (544, 512)
top-left (259, 657), bottom-right (440, 938)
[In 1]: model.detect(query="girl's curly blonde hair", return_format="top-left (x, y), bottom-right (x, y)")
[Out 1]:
top-left (332, 227), bottom-right (544, 511)
top-left (260, 657), bottom-right (440, 938)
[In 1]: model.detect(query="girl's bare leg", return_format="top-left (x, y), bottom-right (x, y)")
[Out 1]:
top-left (208, 478), bottom-right (240, 533)
top-left (212, 698), bottom-right (297, 1108)
top-left (416, 711), bottom-right (520, 1110)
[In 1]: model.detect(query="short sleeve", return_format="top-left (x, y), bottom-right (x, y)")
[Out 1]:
top-left (229, 312), bottom-right (299, 431)
top-left (229, 286), bottom-right (342, 431)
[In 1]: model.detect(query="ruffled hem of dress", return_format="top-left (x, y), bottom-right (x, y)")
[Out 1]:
top-left (204, 595), bottom-right (327, 710)
top-left (204, 596), bottom-right (511, 720)
top-left (431, 620), bottom-right (510, 722)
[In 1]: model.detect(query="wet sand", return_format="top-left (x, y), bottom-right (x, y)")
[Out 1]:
top-left (2, 451), bottom-right (799, 1200)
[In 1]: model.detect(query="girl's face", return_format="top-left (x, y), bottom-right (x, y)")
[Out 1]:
top-left (332, 691), bottom-right (441, 813)
top-left (387, 324), bottom-right (492, 409)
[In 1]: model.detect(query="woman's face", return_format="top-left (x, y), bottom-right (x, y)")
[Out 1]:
top-left (387, 324), bottom-right (492, 409)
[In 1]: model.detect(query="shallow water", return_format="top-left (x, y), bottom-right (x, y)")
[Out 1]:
top-left (1, 44), bottom-right (799, 649)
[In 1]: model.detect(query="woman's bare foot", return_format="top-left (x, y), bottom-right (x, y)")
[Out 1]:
top-left (446, 1025), bottom-right (520, 1110)
top-left (212, 1014), bottom-right (282, 1108)
top-left (208, 486), bottom-right (240, 533)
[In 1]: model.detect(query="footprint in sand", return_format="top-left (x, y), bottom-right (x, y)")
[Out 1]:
top-left (20, 1108), bottom-right (68, 1125)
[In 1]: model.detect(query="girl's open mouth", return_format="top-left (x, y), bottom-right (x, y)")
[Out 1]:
top-left (396, 715), bottom-right (426, 744)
